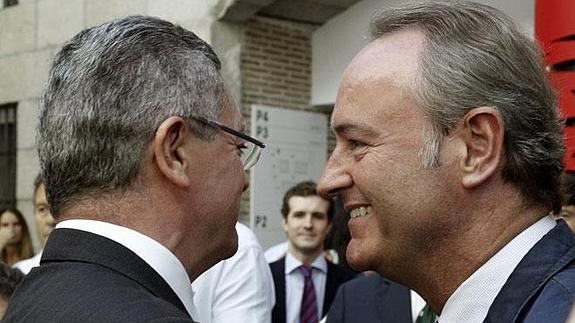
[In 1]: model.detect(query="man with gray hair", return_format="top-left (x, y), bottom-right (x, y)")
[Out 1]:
top-left (318, 1), bottom-right (575, 323)
top-left (4, 15), bottom-right (264, 322)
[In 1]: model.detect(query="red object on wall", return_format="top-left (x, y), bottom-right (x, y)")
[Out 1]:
top-left (564, 126), bottom-right (575, 171)
top-left (549, 72), bottom-right (575, 119)
top-left (535, 0), bottom-right (575, 48)
top-left (535, 0), bottom-right (575, 171)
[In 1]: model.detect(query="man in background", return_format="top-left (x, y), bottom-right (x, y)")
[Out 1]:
top-left (14, 175), bottom-right (55, 274)
top-left (326, 272), bottom-right (413, 323)
top-left (318, 1), bottom-right (575, 322)
top-left (270, 181), bottom-right (356, 323)
top-left (4, 15), bottom-right (264, 322)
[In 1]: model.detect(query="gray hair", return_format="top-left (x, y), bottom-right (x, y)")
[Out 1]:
top-left (371, 1), bottom-right (564, 212)
top-left (38, 16), bottom-right (226, 216)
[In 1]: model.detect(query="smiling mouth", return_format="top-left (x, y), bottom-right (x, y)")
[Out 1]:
top-left (350, 206), bottom-right (373, 218)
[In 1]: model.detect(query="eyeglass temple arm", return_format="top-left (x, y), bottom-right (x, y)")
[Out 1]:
top-left (198, 117), bottom-right (266, 148)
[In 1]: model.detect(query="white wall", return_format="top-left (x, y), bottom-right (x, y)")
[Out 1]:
top-left (311, 0), bottom-right (535, 106)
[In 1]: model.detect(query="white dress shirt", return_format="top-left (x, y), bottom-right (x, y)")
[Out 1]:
top-left (56, 219), bottom-right (196, 319)
top-left (265, 241), bottom-right (289, 263)
top-left (410, 290), bottom-right (427, 323)
top-left (13, 251), bottom-right (43, 274)
top-left (438, 216), bottom-right (556, 323)
top-left (192, 223), bottom-right (275, 323)
top-left (285, 252), bottom-right (328, 323)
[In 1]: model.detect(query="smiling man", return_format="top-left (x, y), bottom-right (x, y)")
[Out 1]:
top-left (270, 181), bottom-right (356, 323)
top-left (317, 2), bottom-right (575, 323)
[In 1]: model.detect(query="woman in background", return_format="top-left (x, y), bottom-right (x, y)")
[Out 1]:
top-left (0, 208), bottom-right (33, 265)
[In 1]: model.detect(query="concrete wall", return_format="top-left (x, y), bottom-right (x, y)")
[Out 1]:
top-left (311, 0), bottom-right (536, 106)
top-left (0, 0), bottom-right (237, 250)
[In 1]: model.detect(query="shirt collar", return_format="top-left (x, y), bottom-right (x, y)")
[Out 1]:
top-left (285, 251), bottom-right (328, 274)
top-left (56, 219), bottom-right (196, 319)
top-left (438, 215), bottom-right (556, 323)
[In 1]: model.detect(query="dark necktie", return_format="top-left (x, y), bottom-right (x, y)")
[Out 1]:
top-left (300, 265), bottom-right (318, 323)
top-left (415, 304), bottom-right (437, 323)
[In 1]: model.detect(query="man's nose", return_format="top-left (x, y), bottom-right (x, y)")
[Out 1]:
top-left (303, 214), bottom-right (313, 228)
top-left (317, 153), bottom-right (353, 198)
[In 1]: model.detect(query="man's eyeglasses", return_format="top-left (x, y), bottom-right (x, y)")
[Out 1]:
top-left (193, 116), bottom-right (266, 171)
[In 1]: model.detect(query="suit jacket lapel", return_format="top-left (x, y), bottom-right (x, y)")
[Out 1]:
top-left (373, 275), bottom-right (412, 322)
top-left (42, 228), bottom-right (189, 316)
top-left (484, 220), bottom-right (575, 323)
top-left (271, 257), bottom-right (287, 323)
top-left (323, 261), bottom-right (337, 317)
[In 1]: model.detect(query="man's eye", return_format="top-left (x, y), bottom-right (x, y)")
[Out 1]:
top-left (237, 143), bottom-right (248, 155)
top-left (348, 140), bottom-right (365, 149)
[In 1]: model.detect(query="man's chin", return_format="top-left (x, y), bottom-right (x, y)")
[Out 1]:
top-left (294, 240), bottom-right (322, 250)
top-left (346, 240), bottom-right (373, 272)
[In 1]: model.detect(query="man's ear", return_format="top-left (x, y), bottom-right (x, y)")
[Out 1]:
top-left (153, 116), bottom-right (192, 188)
top-left (460, 107), bottom-right (504, 189)
top-left (281, 216), bottom-right (289, 232)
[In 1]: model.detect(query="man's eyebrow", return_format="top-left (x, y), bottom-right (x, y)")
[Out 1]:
top-left (333, 122), bottom-right (379, 137)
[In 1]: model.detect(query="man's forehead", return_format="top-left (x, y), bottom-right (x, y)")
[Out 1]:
top-left (331, 28), bottom-right (424, 130)
top-left (344, 27), bottom-right (424, 82)
top-left (289, 195), bottom-right (329, 207)
top-left (218, 94), bottom-right (244, 131)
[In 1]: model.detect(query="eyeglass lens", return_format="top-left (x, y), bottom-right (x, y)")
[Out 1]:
top-left (242, 143), bottom-right (262, 171)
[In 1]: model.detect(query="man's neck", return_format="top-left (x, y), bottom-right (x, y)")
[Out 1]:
top-left (411, 204), bottom-right (549, 314)
top-left (39, 235), bottom-right (49, 249)
top-left (4, 244), bottom-right (20, 264)
top-left (288, 246), bottom-right (323, 265)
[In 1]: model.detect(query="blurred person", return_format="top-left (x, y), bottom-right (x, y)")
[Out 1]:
top-left (192, 222), bottom-right (275, 323)
top-left (14, 175), bottom-right (56, 274)
top-left (266, 241), bottom-right (337, 265)
top-left (270, 181), bottom-right (356, 323)
top-left (317, 2), bottom-right (574, 323)
top-left (556, 172), bottom-right (575, 231)
top-left (0, 262), bottom-right (24, 319)
top-left (4, 15), bottom-right (264, 322)
top-left (267, 198), bottom-right (350, 267)
top-left (0, 209), bottom-right (33, 266)
top-left (326, 273), bottom-right (412, 323)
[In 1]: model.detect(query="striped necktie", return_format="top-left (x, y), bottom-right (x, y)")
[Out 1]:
top-left (300, 264), bottom-right (318, 323)
top-left (415, 304), bottom-right (437, 323)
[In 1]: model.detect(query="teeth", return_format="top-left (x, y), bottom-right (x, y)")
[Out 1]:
top-left (350, 206), bottom-right (372, 218)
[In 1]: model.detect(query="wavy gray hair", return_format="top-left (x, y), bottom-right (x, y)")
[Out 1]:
top-left (38, 16), bottom-right (226, 216)
top-left (371, 1), bottom-right (564, 212)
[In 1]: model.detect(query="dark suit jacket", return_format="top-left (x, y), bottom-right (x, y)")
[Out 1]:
top-left (327, 274), bottom-right (412, 323)
top-left (3, 228), bottom-right (195, 322)
top-left (484, 220), bottom-right (575, 323)
top-left (270, 256), bottom-right (357, 323)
